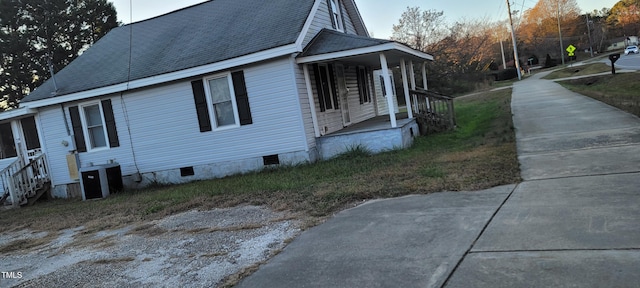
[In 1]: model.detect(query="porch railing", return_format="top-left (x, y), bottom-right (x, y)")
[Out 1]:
top-left (1, 154), bottom-right (50, 207)
top-left (410, 89), bottom-right (456, 134)
top-left (0, 157), bottom-right (25, 206)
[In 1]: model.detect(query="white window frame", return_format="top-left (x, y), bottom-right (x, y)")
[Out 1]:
top-left (330, 0), bottom-right (344, 32)
top-left (78, 101), bottom-right (109, 152)
top-left (203, 72), bottom-right (240, 130)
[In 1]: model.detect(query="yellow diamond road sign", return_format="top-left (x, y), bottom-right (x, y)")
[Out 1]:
top-left (566, 44), bottom-right (576, 56)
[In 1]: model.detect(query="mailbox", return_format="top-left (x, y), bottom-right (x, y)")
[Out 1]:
top-left (609, 53), bottom-right (620, 74)
top-left (609, 53), bottom-right (620, 63)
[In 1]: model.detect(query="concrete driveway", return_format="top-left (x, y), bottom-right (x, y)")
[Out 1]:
top-left (237, 72), bottom-right (640, 287)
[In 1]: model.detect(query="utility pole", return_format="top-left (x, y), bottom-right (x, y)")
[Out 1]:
top-left (500, 40), bottom-right (507, 70)
top-left (586, 13), bottom-right (594, 57)
top-left (557, 0), bottom-right (565, 65)
top-left (507, 0), bottom-right (522, 80)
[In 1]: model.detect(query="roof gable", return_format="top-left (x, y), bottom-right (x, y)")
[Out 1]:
top-left (299, 29), bottom-right (391, 57)
top-left (23, 0), bottom-right (315, 103)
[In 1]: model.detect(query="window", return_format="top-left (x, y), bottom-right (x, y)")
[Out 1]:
top-left (0, 123), bottom-right (17, 159)
top-left (21, 116), bottom-right (41, 150)
top-left (69, 99), bottom-right (119, 153)
top-left (313, 64), bottom-right (339, 112)
top-left (206, 74), bottom-right (238, 128)
top-left (329, 0), bottom-right (343, 31)
top-left (191, 71), bottom-right (252, 132)
top-left (82, 103), bottom-right (108, 149)
top-left (357, 66), bottom-right (371, 104)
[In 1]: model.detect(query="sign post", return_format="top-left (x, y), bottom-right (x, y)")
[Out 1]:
top-left (609, 54), bottom-right (620, 75)
top-left (566, 45), bottom-right (576, 62)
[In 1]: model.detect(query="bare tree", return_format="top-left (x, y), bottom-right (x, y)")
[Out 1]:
top-left (391, 7), bottom-right (447, 52)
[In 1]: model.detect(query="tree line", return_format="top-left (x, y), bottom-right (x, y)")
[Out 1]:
top-left (0, 0), bottom-right (118, 110)
top-left (391, 0), bottom-right (637, 95)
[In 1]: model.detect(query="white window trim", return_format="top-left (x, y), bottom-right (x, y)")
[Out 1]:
top-left (330, 0), bottom-right (344, 32)
top-left (318, 63), bottom-right (338, 111)
top-left (203, 72), bottom-right (241, 131)
top-left (78, 100), bottom-right (110, 152)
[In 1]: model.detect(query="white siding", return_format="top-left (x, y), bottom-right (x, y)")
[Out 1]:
top-left (343, 65), bottom-right (375, 124)
top-left (39, 97), bottom-right (137, 187)
top-left (121, 57), bottom-right (308, 173)
top-left (310, 64), bottom-right (376, 135)
top-left (340, 1), bottom-right (358, 35)
top-left (302, 0), bottom-right (358, 48)
top-left (292, 62), bottom-right (318, 150)
top-left (373, 69), bottom-right (400, 115)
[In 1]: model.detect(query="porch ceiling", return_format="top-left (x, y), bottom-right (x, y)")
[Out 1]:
top-left (296, 29), bottom-right (433, 68)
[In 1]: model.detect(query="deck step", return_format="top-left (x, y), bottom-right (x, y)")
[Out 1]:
top-left (26, 182), bottom-right (52, 206)
top-left (0, 192), bottom-right (8, 205)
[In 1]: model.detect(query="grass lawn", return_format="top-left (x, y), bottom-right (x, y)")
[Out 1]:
top-left (542, 63), bottom-right (611, 80)
top-left (0, 89), bottom-right (520, 233)
top-left (558, 72), bottom-right (640, 117)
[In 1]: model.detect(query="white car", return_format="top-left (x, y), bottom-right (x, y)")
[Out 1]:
top-left (624, 45), bottom-right (639, 55)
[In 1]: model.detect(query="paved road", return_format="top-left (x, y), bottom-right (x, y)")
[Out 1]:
top-left (237, 72), bottom-right (640, 287)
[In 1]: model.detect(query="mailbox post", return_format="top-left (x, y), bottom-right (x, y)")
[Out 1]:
top-left (609, 54), bottom-right (620, 75)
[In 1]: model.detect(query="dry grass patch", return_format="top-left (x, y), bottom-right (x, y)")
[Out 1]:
top-left (558, 72), bottom-right (640, 117)
top-left (543, 63), bottom-right (612, 79)
top-left (0, 88), bottom-right (520, 236)
top-left (0, 233), bottom-right (58, 254)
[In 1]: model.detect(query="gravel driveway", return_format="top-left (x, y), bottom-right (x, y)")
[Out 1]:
top-left (1, 205), bottom-right (302, 287)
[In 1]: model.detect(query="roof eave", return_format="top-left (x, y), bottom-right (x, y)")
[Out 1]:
top-left (23, 44), bottom-right (300, 109)
top-left (296, 42), bottom-right (434, 64)
top-left (0, 107), bottom-right (38, 122)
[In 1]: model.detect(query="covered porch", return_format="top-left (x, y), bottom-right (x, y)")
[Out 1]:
top-left (297, 29), bottom-right (453, 159)
top-left (0, 108), bottom-right (51, 208)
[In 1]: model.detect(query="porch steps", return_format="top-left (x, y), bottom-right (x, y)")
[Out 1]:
top-left (27, 181), bottom-right (51, 206)
top-left (0, 192), bottom-right (9, 206)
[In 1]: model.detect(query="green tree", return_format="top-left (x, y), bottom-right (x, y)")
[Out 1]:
top-left (0, 0), bottom-right (118, 110)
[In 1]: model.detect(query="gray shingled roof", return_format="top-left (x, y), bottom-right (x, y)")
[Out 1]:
top-left (23, 0), bottom-right (314, 102)
top-left (298, 28), bottom-right (392, 57)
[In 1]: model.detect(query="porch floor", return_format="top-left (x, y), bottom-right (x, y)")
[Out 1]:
top-left (316, 113), bottom-right (418, 159)
top-left (325, 113), bottom-right (411, 136)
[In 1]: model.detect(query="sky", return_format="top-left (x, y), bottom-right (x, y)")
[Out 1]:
top-left (111, 0), bottom-right (621, 39)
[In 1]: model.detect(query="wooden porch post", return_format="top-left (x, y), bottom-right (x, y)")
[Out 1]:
top-left (409, 60), bottom-right (417, 90)
top-left (400, 59), bottom-right (413, 119)
top-left (302, 64), bottom-right (321, 137)
top-left (422, 62), bottom-right (429, 90)
top-left (379, 53), bottom-right (397, 128)
top-left (409, 60), bottom-right (418, 114)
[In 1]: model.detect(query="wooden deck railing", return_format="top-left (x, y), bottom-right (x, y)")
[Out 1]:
top-left (0, 157), bottom-right (25, 206)
top-left (1, 154), bottom-right (50, 207)
top-left (410, 89), bottom-right (456, 134)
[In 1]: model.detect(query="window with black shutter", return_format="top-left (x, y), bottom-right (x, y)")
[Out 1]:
top-left (313, 63), bottom-right (338, 112)
top-left (192, 71), bottom-right (253, 132)
top-left (68, 99), bottom-right (120, 152)
top-left (357, 66), bottom-right (371, 104)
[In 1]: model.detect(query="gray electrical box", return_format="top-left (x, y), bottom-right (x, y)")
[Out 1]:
top-left (80, 163), bottom-right (123, 200)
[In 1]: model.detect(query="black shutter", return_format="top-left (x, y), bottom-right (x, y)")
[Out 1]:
top-left (326, 0), bottom-right (336, 29)
top-left (191, 80), bottom-right (212, 132)
top-left (101, 99), bottom-right (120, 148)
top-left (312, 64), bottom-right (326, 112)
top-left (357, 67), bottom-right (364, 104)
top-left (328, 64), bottom-right (339, 108)
top-left (68, 106), bottom-right (87, 153)
top-left (232, 71), bottom-right (253, 125)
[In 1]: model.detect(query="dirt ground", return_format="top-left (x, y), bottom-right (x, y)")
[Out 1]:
top-left (0, 205), bottom-right (303, 287)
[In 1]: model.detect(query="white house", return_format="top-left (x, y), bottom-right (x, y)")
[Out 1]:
top-left (0, 0), bottom-right (437, 204)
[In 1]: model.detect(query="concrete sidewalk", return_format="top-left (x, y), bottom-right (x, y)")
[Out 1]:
top-left (237, 72), bottom-right (640, 287)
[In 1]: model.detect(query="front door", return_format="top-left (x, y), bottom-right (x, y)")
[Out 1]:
top-left (335, 64), bottom-right (351, 126)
